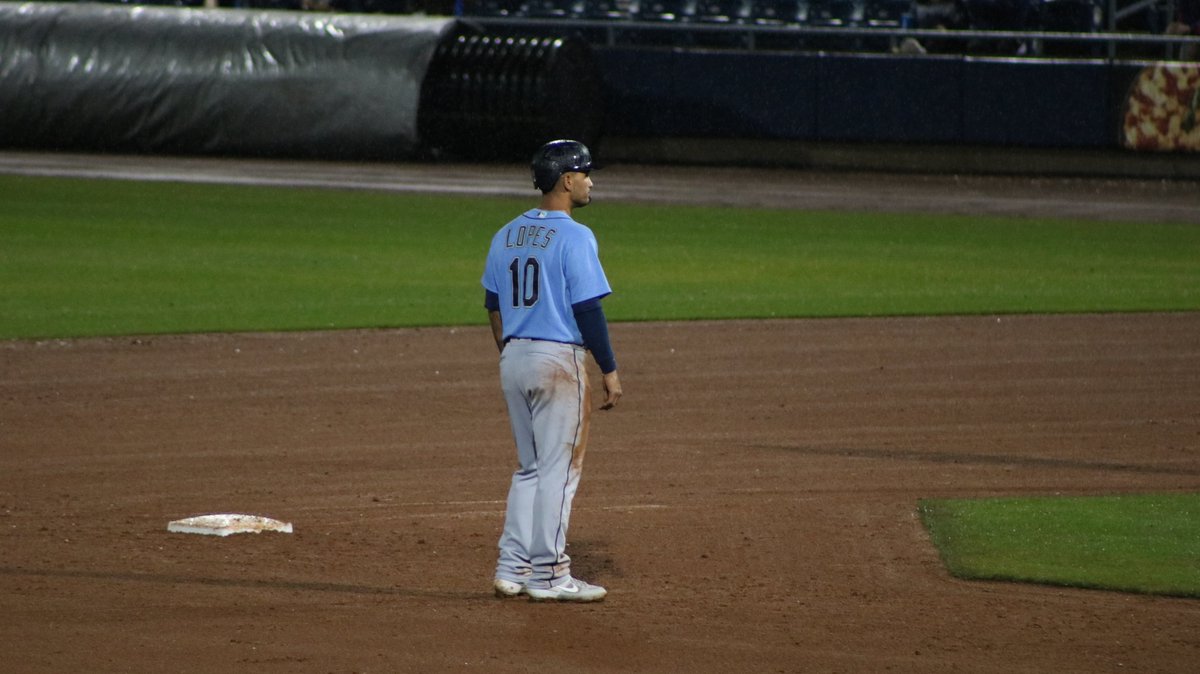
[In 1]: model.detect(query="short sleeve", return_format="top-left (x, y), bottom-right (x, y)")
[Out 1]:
top-left (563, 228), bottom-right (611, 305)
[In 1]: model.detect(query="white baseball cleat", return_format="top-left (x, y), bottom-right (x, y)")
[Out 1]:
top-left (493, 578), bottom-right (525, 598)
top-left (525, 577), bottom-right (607, 602)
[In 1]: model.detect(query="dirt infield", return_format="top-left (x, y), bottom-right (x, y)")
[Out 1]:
top-left (2, 312), bottom-right (1199, 673)
top-left (2, 155), bottom-right (1199, 672)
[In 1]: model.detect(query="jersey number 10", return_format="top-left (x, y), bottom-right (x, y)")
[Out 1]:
top-left (508, 257), bottom-right (540, 308)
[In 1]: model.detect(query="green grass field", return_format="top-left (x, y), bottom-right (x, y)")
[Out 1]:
top-left (919, 494), bottom-right (1200, 598)
top-left (1, 174), bottom-right (1198, 339)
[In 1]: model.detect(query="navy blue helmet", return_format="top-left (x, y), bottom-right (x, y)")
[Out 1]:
top-left (531, 139), bottom-right (593, 193)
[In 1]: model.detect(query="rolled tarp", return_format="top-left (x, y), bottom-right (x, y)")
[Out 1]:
top-left (0, 2), bottom-right (456, 158)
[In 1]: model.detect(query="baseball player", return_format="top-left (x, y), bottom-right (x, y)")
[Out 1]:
top-left (481, 139), bottom-right (622, 602)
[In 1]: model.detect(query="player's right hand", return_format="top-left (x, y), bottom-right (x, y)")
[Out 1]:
top-left (600, 370), bottom-right (622, 410)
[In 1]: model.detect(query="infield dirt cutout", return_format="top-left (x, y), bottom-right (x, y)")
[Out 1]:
top-left (2, 313), bottom-right (1198, 672)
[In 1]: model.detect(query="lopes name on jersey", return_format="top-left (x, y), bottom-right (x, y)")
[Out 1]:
top-left (505, 224), bottom-right (556, 250)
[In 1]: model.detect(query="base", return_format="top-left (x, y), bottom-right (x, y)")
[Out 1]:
top-left (167, 513), bottom-right (293, 537)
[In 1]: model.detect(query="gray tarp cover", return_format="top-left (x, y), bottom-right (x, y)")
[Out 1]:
top-left (0, 2), bottom-right (456, 157)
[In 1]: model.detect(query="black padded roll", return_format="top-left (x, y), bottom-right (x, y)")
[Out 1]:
top-left (417, 31), bottom-right (604, 160)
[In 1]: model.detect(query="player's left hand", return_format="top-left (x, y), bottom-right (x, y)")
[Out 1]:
top-left (600, 370), bottom-right (622, 410)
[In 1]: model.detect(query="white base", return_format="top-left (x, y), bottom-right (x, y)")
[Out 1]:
top-left (167, 513), bottom-right (293, 537)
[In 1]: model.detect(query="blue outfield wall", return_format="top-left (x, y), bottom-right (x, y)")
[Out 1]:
top-left (595, 48), bottom-right (1149, 149)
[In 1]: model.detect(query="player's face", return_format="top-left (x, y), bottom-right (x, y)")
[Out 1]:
top-left (565, 171), bottom-right (592, 208)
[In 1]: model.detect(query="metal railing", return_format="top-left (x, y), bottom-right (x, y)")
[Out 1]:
top-left (462, 13), bottom-right (1200, 61)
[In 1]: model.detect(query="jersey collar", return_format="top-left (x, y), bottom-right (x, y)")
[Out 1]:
top-left (525, 209), bottom-right (572, 220)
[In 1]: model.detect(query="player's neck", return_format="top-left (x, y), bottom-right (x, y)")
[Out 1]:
top-left (539, 192), bottom-right (573, 216)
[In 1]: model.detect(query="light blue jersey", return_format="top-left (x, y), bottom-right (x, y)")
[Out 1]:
top-left (482, 209), bottom-right (611, 345)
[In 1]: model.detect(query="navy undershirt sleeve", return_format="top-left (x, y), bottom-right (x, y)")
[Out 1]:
top-left (572, 299), bottom-right (617, 374)
top-left (484, 290), bottom-right (500, 312)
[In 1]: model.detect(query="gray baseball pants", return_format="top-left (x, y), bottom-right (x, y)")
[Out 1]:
top-left (494, 339), bottom-right (591, 589)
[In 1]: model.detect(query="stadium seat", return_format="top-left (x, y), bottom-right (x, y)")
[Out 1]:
top-left (863, 0), bottom-right (912, 26)
top-left (636, 0), bottom-right (697, 20)
top-left (691, 0), bottom-right (752, 48)
top-left (523, 0), bottom-right (583, 16)
top-left (465, 0), bottom-right (524, 15)
top-left (744, 0), bottom-right (806, 49)
top-left (913, 0), bottom-right (964, 28)
top-left (581, 0), bottom-right (636, 18)
top-left (806, 0), bottom-right (861, 25)
top-left (694, 0), bottom-right (751, 22)
top-left (747, 0), bottom-right (806, 23)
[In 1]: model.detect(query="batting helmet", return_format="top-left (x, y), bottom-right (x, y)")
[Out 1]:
top-left (531, 139), bottom-right (593, 193)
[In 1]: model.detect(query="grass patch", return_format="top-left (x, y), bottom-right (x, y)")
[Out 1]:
top-left (596, 200), bottom-right (1200, 321)
top-left (919, 493), bottom-right (1200, 598)
top-left (0, 176), bottom-right (503, 338)
top-left (2, 174), bottom-right (1199, 339)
